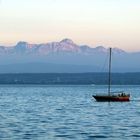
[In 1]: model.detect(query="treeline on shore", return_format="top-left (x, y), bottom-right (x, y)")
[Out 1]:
top-left (0, 73), bottom-right (140, 85)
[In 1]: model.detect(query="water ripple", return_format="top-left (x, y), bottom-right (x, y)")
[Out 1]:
top-left (0, 85), bottom-right (140, 139)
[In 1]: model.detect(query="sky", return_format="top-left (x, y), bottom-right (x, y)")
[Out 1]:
top-left (0, 0), bottom-right (140, 51)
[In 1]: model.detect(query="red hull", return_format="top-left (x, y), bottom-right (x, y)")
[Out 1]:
top-left (93, 95), bottom-right (130, 102)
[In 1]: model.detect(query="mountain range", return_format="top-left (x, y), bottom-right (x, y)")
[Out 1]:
top-left (0, 38), bottom-right (139, 73)
top-left (0, 38), bottom-right (126, 55)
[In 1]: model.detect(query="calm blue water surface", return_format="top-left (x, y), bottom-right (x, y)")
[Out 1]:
top-left (0, 85), bottom-right (140, 140)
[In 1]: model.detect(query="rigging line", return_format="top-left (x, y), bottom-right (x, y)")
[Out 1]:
top-left (99, 52), bottom-right (109, 73)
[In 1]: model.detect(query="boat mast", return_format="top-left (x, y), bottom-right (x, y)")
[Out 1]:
top-left (108, 48), bottom-right (112, 96)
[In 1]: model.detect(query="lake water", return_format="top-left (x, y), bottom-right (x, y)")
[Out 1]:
top-left (0, 85), bottom-right (140, 140)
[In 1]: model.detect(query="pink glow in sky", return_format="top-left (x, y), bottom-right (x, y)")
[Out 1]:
top-left (0, 0), bottom-right (140, 51)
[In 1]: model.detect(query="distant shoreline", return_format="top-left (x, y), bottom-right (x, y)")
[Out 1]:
top-left (0, 73), bottom-right (140, 85)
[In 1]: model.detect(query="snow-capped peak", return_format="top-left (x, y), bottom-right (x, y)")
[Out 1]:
top-left (60, 38), bottom-right (75, 44)
top-left (16, 41), bottom-right (28, 46)
top-left (0, 39), bottom-right (127, 55)
top-left (94, 46), bottom-right (107, 52)
top-left (112, 47), bottom-right (126, 54)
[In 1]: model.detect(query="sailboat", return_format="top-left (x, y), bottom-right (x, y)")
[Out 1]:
top-left (92, 48), bottom-right (130, 102)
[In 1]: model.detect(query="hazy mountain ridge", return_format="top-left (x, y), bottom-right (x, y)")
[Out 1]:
top-left (0, 39), bottom-right (140, 73)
